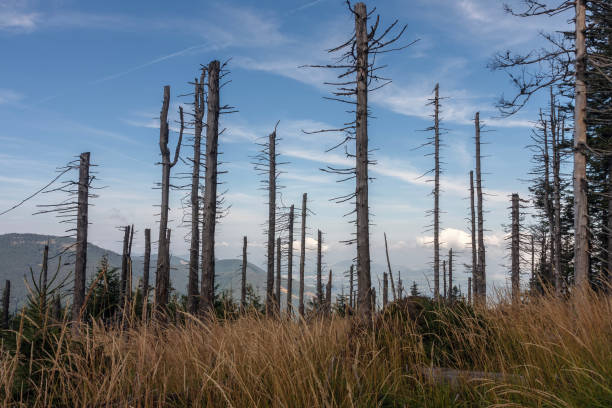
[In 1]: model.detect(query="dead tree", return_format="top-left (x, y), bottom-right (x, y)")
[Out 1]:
top-left (287, 205), bottom-right (294, 313)
top-left (475, 113), bottom-right (486, 302)
top-left (275, 236), bottom-right (282, 313)
top-left (448, 248), bottom-right (453, 301)
top-left (470, 171), bottom-right (478, 302)
top-left (443, 259), bottom-right (447, 300)
top-left (299, 193), bottom-right (307, 316)
top-left (383, 232), bottom-right (397, 301)
top-left (127, 224), bottom-right (134, 300)
top-left (200, 61), bottom-right (221, 314)
top-left (188, 69), bottom-right (206, 315)
top-left (511, 193), bottom-right (521, 302)
top-left (325, 269), bottom-right (332, 316)
top-left (73, 152), bottom-right (90, 322)
top-left (121, 225), bottom-right (131, 301)
top-left (550, 92), bottom-right (563, 294)
top-left (383, 272), bottom-right (389, 308)
top-left (2, 280), bottom-right (9, 329)
top-left (467, 277), bottom-right (472, 305)
top-left (316, 229), bottom-right (323, 306)
top-left (307, 2), bottom-right (413, 318)
top-left (155, 87), bottom-right (183, 311)
top-left (241, 236), bottom-right (247, 309)
top-left (143, 228), bottom-right (151, 302)
top-left (348, 264), bottom-right (354, 309)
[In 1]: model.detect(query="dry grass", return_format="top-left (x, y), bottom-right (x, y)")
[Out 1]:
top-left (1, 290), bottom-right (611, 407)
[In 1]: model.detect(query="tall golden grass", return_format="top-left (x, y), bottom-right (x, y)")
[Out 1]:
top-left (1, 289), bottom-right (611, 407)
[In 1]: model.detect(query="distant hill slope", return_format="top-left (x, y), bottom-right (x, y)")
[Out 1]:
top-left (0, 233), bottom-right (314, 310)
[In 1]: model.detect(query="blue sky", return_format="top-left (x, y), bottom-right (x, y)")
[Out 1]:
top-left (0, 0), bottom-right (570, 296)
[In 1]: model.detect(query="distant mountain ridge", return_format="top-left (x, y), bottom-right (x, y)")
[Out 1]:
top-left (0, 233), bottom-right (315, 310)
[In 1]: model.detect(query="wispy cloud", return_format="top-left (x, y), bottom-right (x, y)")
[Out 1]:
top-left (0, 88), bottom-right (23, 104)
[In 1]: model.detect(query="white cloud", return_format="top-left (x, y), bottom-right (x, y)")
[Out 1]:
top-left (0, 10), bottom-right (39, 32)
top-left (292, 236), bottom-right (328, 252)
top-left (0, 89), bottom-right (24, 104)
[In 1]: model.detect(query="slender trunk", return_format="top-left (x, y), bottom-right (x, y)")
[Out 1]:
top-left (325, 269), bottom-right (332, 316)
top-left (544, 118), bottom-right (554, 286)
top-left (433, 83), bottom-right (441, 300)
top-left (349, 264), bottom-right (354, 309)
top-left (188, 71), bottom-right (205, 315)
top-left (201, 60), bottom-right (221, 314)
top-left (2, 280), bottom-right (9, 329)
top-left (299, 193), bottom-right (307, 316)
top-left (143, 229), bottom-right (151, 302)
top-left (316, 229), bottom-right (323, 306)
top-left (42, 243), bottom-right (48, 297)
top-left (383, 272), bottom-right (388, 308)
top-left (73, 152), bottom-right (90, 322)
top-left (552, 104), bottom-right (562, 295)
top-left (467, 277), bottom-right (472, 305)
top-left (443, 259), bottom-right (447, 300)
top-left (531, 234), bottom-right (535, 293)
top-left (470, 170), bottom-right (478, 302)
top-left (241, 236), bottom-right (247, 309)
top-left (383, 232), bottom-right (397, 301)
top-left (355, 2), bottom-right (372, 318)
top-left (275, 236), bottom-right (281, 314)
top-left (475, 113), bottom-right (486, 302)
top-left (127, 224), bottom-right (134, 302)
top-left (121, 225), bottom-right (130, 301)
top-left (573, 0), bottom-right (589, 288)
top-left (448, 248), bottom-right (453, 301)
top-left (511, 193), bottom-right (520, 303)
top-left (265, 128), bottom-right (277, 315)
top-left (287, 205), bottom-right (294, 313)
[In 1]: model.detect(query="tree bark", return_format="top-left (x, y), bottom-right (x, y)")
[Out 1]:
top-left (201, 60), bottom-right (221, 314)
top-left (316, 229), bottom-right (323, 306)
top-left (325, 269), bottom-right (332, 316)
top-left (511, 193), bottom-right (520, 303)
top-left (475, 113), bottom-right (486, 302)
top-left (433, 83), bottom-right (441, 301)
top-left (448, 248), bottom-right (453, 301)
top-left (470, 170), bottom-right (478, 302)
top-left (188, 70), bottom-right (205, 315)
top-left (349, 264), bottom-right (354, 309)
top-left (265, 126), bottom-right (277, 316)
top-left (121, 225), bottom-right (130, 301)
top-left (241, 236), bottom-right (247, 309)
top-left (443, 259), bottom-right (447, 300)
top-left (73, 151), bottom-right (90, 322)
top-left (355, 2), bottom-right (372, 318)
top-left (287, 205), bottom-right (294, 313)
top-left (299, 193), bottom-right (307, 316)
top-left (275, 236), bottom-right (281, 314)
top-left (573, 0), bottom-right (589, 288)
top-left (2, 280), bottom-right (9, 329)
top-left (383, 272), bottom-right (388, 308)
top-left (467, 276), bottom-right (472, 305)
top-left (383, 232), bottom-right (397, 301)
top-left (143, 228), bottom-right (151, 305)
top-left (552, 101), bottom-right (562, 295)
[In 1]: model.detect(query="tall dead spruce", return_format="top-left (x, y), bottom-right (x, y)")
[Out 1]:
top-left (187, 68), bottom-right (206, 315)
top-left (316, 229), bottom-right (324, 309)
top-left (475, 113), bottom-right (486, 302)
top-left (308, 1), bottom-right (413, 318)
top-left (511, 193), bottom-right (521, 302)
top-left (154, 87), bottom-right (183, 312)
top-left (286, 204), bottom-right (295, 313)
top-left (469, 171), bottom-right (478, 301)
top-left (200, 61), bottom-right (221, 314)
top-left (241, 236), bottom-right (247, 310)
top-left (73, 152), bottom-right (91, 322)
top-left (299, 193), bottom-right (307, 316)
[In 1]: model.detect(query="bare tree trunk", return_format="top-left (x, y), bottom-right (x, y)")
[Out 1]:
top-left (573, 0), bottom-right (589, 288)
top-left (475, 113), bottom-right (486, 302)
top-left (265, 127), bottom-right (277, 316)
top-left (42, 243), bottom-right (48, 299)
top-left (355, 2), bottom-right (372, 318)
top-left (433, 83), bottom-right (441, 301)
top-left (530, 234), bottom-right (535, 293)
top-left (299, 193), bottom-right (307, 316)
top-left (552, 104), bottom-right (562, 295)
top-left (383, 272), bottom-right (388, 308)
top-left (467, 277), bottom-right (472, 305)
top-left (543, 117), bottom-right (554, 286)
top-left (349, 264), bottom-right (354, 309)
top-left (127, 224), bottom-right (134, 302)
top-left (2, 280), bottom-right (9, 329)
top-left (73, 152), bottom-right (90, 322)
top-left (275, 236), bottom-right (281, 314)
top-left (511, 193), bottom-right (520, 303)
top-left (383, 232), bottom-right (397, 301)
top-left (442, 260), bottom-right (447, 300)
top-left (188, 70), bottom-right (205, 315)
top-left (325, 269), bottom-right (332, 316)
top-left (201, 60), bottom-right (221, 314)
top-left (121, 225), bottom-right (130, 301)
top-left (241, 236), bottom-right (247, 310)
top-left (287, 205), bottom-right (294, 313)
top-left (316, 229), bottom-right (323, 306)
top-left (143, 228), bottom-right (151, 302)
top-left (448, 248), bottom-right (453, 301)
top-left (470, 170), bottom-right (478, 303)
top-left (155, 87), bottom-right (182, 311)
